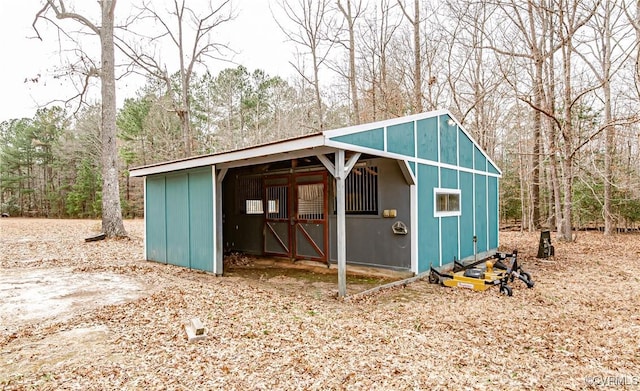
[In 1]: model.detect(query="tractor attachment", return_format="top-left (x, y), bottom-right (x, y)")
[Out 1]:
top-left (428, 250), bottom-right (534, 296)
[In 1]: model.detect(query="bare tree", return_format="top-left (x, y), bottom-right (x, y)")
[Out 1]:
top-left (581, 0), bottom-right (620, 234)
top-left (397, 0), bottom-right (423, 113)
top-left (275, 0), bottom-right (335, 131)
top-left (35, 0), bottom-right (127, 237)
top-left (486, 0), bottom-right (555, 230)
top-left (444, 0), bottom-right (506, 153)
top-left (336, 0), bottom-right (365, 124)
top-left (119, 0), bottom-right (233, 157)
top-left (359, 0), bottom-right (402, 121)
top-left (555, 0), bottom-right (600, 240)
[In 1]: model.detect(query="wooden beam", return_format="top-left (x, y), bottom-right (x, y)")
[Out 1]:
top-left (212, 165), bottom-right (223, 275)
top-left (344, 153), bottom-right (361, 176)
top-left (410, 183), bottom-right (418, 273)
top-left (336, 150), bottom-right (347, 298)
top-left (217, 167), bottom-right (228, 183)
top-left (397, 160), bottom-right (416, 185)
top-left (143, 176), bottom-right (147, 260)
top-left (317, 153), bottom-right (335, 175)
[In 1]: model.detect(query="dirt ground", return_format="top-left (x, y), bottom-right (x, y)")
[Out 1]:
top-left (1, 219), bottom-right (639, 390)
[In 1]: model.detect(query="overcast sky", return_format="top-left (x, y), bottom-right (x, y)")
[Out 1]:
top-left (0, 1), bottom-right (293, 123)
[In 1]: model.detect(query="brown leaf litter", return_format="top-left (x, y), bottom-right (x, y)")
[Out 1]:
top-left (1, 218), bottom-right (639, 390)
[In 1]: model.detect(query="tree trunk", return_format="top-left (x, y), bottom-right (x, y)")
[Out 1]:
top-left (518, 133), bottom-right (527, 232)
top-left (312, 49), bottom-right (324, 130)
top-left (559, 36), bottom-right (574, 241)
top-left (546, 8), bottom-right (562, 233)
top-left (603, 0), bottom-right (614, 235)
top-left (339, 0), bottom-right (360, 125)
top-left (412, 0), bottom-right (422, 113)
top-left (177, 3), bottom-right (192, 157)
top-left (561, 152), bottom-right (574, 240)
top-left (549, 128), bottom-right (562, 233)
top-left (531, 56), bottom-right (543, 230)
top-left (100, 0), bottom-right (127, 238)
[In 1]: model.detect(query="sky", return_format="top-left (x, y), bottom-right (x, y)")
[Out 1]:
top-left (0, 1), bottom-right (294, 123)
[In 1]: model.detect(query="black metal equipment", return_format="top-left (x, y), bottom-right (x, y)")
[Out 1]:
top-left (537, 230), bottom-right (555, 258)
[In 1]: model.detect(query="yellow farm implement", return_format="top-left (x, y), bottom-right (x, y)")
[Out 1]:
top-left (429, 250), bottom-right (534, 296)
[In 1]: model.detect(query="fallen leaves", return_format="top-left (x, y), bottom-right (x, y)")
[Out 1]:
top-left (1, 219), bottom-right (639, 390)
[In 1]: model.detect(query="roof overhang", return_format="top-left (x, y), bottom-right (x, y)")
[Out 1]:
top-left (129, 133), bottom-right (327, 177)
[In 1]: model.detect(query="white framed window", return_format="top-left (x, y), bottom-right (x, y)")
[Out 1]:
top-left (434, 188), bottom-right (461, 217)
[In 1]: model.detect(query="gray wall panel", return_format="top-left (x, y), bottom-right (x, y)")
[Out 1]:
top-left (329, 158), bottom-right (411, 269)
top-left (222, 170), bottom-right (265, 255)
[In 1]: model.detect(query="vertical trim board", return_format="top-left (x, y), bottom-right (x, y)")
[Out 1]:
top-left (417, 163), bottom-right (439, 272)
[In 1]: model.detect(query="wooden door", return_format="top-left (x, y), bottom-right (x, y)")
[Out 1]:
top-left (292, 172), bottom-right (328, 263)
top-left (263, 172), bottom-right (328, 264)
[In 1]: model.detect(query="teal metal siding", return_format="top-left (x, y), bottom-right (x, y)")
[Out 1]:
top-left (474, 146), bottom-right (486, 172)
top-left (165, 174), bottom-right (190, 268)
top-left (459, 171), bottom-right (474, 258)
top-left (474, 173), bottom-right (488, 253)
top-left (417, 117), bottom-right (438, 161)
top-left (418, 164), bottom-right (439, 270)
top-left (146, 176), bottom-right (167, 263)
top-left (488, 163), bottom-right (500, 175)
top-left (439, 115), bottom-right (457, 165)
top-left (488, 176), bottom-right (499, 250)
top-left (459, 133), bottom-right (474, 169)
top-left (144, 167), bottom-right (214, 272)
top-left (440, 217), bottom-right (458, 264)
top-left (387, 122), bottom-right (415, 156)
top-left (332, 127), bottom-right (384, 151)
top-left (188, 169), bottom-right (214, 272)
top-left (441, 168), bottom-right (457, 189)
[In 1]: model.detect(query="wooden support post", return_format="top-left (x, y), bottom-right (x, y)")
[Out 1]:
top-left (410, 183), bottom-right (418, 274)
top-left (212, 166), bottom-right (225, 275)
top-left (336, 150), bottom-right (347, 298)
top-left (143, 176), bottom-right (147, 260)
top-left (214, 167), bottom-right (227, 276)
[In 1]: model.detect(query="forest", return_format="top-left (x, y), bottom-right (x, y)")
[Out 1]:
top-left (1, 0), bottom-right (639, 238)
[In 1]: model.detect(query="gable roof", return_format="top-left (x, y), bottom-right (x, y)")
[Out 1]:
top-left (129, 109), bottom-right (501, 177)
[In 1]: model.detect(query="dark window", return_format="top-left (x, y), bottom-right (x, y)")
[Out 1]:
top-left (237, 175), bottom-right (263, 214)
top-left (297, 183), bottom-right (324, 220)
top-left (343, 164), bottom-right (378, 215)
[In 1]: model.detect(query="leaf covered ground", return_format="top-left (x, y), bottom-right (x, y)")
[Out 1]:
top-left (1, 219), bottom-right (639, 390)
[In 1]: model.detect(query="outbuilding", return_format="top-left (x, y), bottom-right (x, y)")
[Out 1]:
top-left (129, 110), bottom-right (501, 296)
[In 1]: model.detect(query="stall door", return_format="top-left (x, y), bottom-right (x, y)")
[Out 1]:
top-left (264, 176), bottom-right (291, 257)
top-left (264, 173), bottom-right (328, 263)
top-left (293, 173), bottom-right (328, 263)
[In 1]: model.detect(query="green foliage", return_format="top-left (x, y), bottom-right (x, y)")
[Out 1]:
top-left (612, 190), bottom-right (640, 225)
top-left (572, 179), bottom-right (603, 228)
top-left (117, 97), bottom-right (151, 166)
top-left (66, 158), bottom-right (102, 218)
top-left (0, 108), bottom-right (68, 216)
top-left (498, 158), bottom-right (522, 223)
